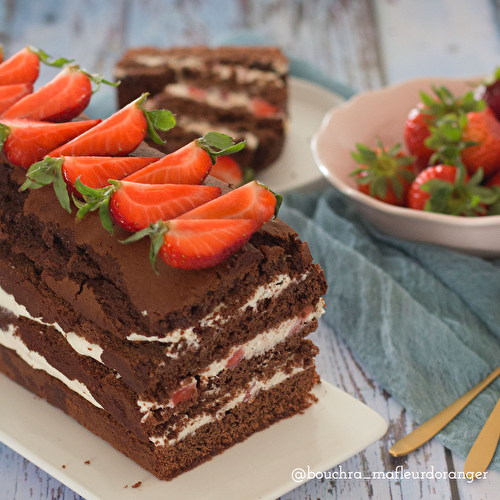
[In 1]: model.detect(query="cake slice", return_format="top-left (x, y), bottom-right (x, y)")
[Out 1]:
top-left (0, 145), bottom-right (327, 480)
top-left (114, 46), bottom-right (289, 173)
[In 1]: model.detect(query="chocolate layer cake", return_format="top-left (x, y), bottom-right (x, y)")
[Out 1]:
top-left (114, 46), bottom-right (289, 172)
top-left (0, 147), bottom-right (327, 480)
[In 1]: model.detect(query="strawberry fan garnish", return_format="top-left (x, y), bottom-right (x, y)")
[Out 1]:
top-left (7, 44), bottom-right (278, 272)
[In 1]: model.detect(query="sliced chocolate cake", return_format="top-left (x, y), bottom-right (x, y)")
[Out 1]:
top-left (114, 46), bottom-right (289, 172)
top-left (0, 147), bottom-right (327, 480)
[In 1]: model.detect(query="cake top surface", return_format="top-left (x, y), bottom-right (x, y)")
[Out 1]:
top-left (116, 45), bottom-right (289, 73)
top-left (5, 145), bottom-right (308, 330)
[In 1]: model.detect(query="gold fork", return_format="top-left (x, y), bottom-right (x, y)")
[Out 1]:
top-left (390, 366), bottom-right (500, 457)
top-left (464, 396), bottom-right (500, 478)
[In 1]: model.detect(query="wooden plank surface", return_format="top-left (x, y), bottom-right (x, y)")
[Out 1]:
top-left (0, 1), bottom-right (499, 499)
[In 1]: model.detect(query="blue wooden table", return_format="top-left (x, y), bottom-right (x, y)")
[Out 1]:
top-left (0, 1), bottom-right (499, 499)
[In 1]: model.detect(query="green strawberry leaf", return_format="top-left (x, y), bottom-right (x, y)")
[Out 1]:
top-left (121, 220), bottom-right (169, 275)
top-left (74, 177), bottom-right (117, 233)
top-left (0, 123), bottom-right (11, 152)
top-left (197, 132), bottom-right (246, 164)
top-left (144, 109), bottom-right (177, 144)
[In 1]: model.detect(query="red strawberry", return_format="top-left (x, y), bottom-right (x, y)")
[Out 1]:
top-left (125, 132), bottom-right (246, 185)
top-left (108, 182), bottom-right (222, 232)
top-left (177, 180), bottom-right (280, 224)
top-left (408, 164), bottom-right (495, 215)
top-left (460, 107), bottom-right (500, 178)
top-left (404, 87), bottom-right (484, 170)
top-left (350, 141), bottom-right (416, 206)
top-left (20, 155), bottom-right (161, 213)
top-left (404, 104), bottom-right (435, 171)
top-left (485, 171), bottom-right (500, 215)
top-left (210, 155), bottom-right (244, 186)
top-left (0, 83), bottom-right (33, 115)
top-left (251, 97), bottom-right (280, 117)
top-left (0, 46), bottom-right (71, 86)
top-left (126, 140), bottom-right (212, 185)
top-left (0, 118), bottom-right (100, 169)
top-left (0, 47), bottom-right (40, 85)
top-left (123, 218), bottom-right (261, 271)
top-left (73, 179), bottom-right (221, 233)
top-left (2, 65), bottom-right (116, 122)
top-left (48, 93), bottom-right (176, 157)
top-left (61, 156), bottom-right (160, 190)
top-left (474, 68), bottom-right (500, 121)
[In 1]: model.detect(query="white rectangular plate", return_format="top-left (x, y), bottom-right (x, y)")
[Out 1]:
top-left (0, 374), bottom-right (386, 500)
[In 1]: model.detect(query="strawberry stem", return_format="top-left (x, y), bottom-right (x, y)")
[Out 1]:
top-left (79, 68), bottom-right (120, 94)
top-left (196, 132), bottom-right (246, 164)
top-left (136, 93), bottom-right (177, 145)
top-left (0, 123), bottom-right (11, 153)
top-left (28, 46), bottom-right (74, 67)
top-left (74, 178), bottom-right (118, 233)
top-left (19, 156), bottom-right (71, 213)
top-left (121, 221), bottom-right (169, 274)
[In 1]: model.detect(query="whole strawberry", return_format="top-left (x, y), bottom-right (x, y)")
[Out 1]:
top-left (408, 164), bottom-right (496, 216)
top-left (350, 141), bottom-right (416, 206)
top-left (404, 86), bottom-right (484, 170)
top-left (474, 68), bottom-right (500, 121)
top-left (425, 109), bottom-right (500, 179)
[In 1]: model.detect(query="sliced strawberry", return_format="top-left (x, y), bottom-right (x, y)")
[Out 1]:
top-left (73, 179), bottom-right (221, 233)
top-left (251, 97), bottom-right (280, 117)
top-left (210, 155), bottom-right (243, 185)
top-left (48, 93), bottom-right (176, 157)
top-left (0, 46), bottom-right (71, 86)
top-left (0, 118), bottom-right (100, 169)
top-left (0, 83), bottom-right (33, 115)
top-left (160, 219), bottom-right (260, 270)
top-left (177, 180), bottom-right (280, 223)
top-left (61, 156), bottom-right (160, 189)
top-left (108, 181), bottom-right (222, 232)
top-left (0, 47), bottom-right (40, 85)
top-left (126, 140), bottom-right (212, 184)
top-left (20, 155), bottom-right (161, 213)
top-left (125, 132), bottom-right (246, 185)
top-left (1, 65), bottom-right (116, 122)
top-left (123, 218), bottom-right (261, 271)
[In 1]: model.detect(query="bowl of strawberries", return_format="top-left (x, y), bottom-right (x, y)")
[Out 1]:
top-left (312, 74), bottom-right (500, 257)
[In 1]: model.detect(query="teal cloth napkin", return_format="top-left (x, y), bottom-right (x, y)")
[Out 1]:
top-left (279, 189), bottom-right (500, 470)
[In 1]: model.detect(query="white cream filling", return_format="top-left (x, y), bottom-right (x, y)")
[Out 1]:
top-left (0, 323), bottom-right (103, 409)
top-left (176, 116), bottom-right (259, 150)
top-left (150, 364), bottom-right (304, 447)
top-left (165, 82), bottom-right (251, 110)
top-left (127, 273), bottom-right (308, 347)
top-left (136, 297), bottom-right (324, 422)
top-left (233, 66), bottom-right (285, 87)
top-left (0, 285), bottom-right (104, 363)
top-left (200, 299), bottom-right (325, 379)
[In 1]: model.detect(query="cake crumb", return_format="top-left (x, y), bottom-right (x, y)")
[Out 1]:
top-left (124, 485), bottom-right (128, 489)
top-left (84, 460), bottom-right (91, 465)
top-left (62, 465), bottom-right (66, 469)
top-left (131, 481), bottom-right (142, 489)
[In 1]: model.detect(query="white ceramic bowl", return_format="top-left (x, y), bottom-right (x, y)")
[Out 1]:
top-left (311, 76), bottom-right (500, 257)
